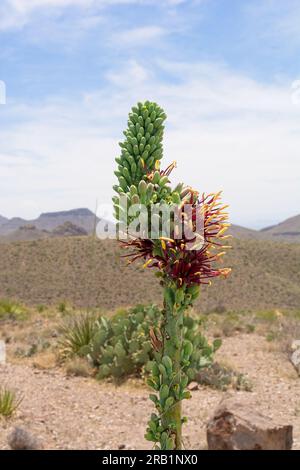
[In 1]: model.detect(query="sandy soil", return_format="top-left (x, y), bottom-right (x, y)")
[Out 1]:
top-left (1, 333), bottom-right (300, 450)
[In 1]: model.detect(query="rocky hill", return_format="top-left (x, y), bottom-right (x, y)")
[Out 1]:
top-left (0, 236), bottom-right (299, 312)
top-left (0, 215), bottom-right (8, 225)
top-left (260, 214), bottom-right (300, 241)
top-left (0, 208), bottom-right (113, 239)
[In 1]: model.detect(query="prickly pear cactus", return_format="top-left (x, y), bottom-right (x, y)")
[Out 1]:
top-left (87, 304), bottom-right (218, 382)
top-left (113, 101), bottom-right (231, 450)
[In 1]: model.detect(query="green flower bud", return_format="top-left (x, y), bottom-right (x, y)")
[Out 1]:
top-left (159, 176), bottom-right (169, 187)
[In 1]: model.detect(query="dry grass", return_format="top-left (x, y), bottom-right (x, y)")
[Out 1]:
top-left (201, 308), bottom-right (300, 358)
top-left (0, 387), bottom-right (23, 418)
top-left (65, 357), bottom-right (94, 377)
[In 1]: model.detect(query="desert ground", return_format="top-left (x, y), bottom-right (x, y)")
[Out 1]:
top-left (1, 305), bottom-right (300, 450)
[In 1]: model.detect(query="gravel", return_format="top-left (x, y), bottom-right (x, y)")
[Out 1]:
top-left (1, 334), bottom-right (299, 450)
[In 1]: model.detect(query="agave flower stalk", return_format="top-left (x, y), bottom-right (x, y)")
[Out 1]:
top-left (113, 101), bottom-right (231, 450)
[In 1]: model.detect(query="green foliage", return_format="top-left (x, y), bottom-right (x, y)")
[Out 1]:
top-left (60, 312), bottom-right (98, 357)
top-left (61, 305), bottom-right (217, 382)
top-left (57, 301), bottom-right (67, 313)
top-left (37, 304), bottom-right (46, 313)
top-left (82, 299), bottom-right (217, 449)
top-left (89, 305), bottom-right (158, 379)
top-left (97, 305), bottom-right (215, 381)
top-left (196, 362), bottom-right (253, 392)
top-left (0, 299), bottom-right (27, 321)
top-left (266, 330), bottom-right (278, 342)
top-left (255, 310), bottom-right (278, 322)
top-left (246, 323), bottom-right (256, 333)
top-left (145, 287), bottom-right (219, 449)
top-left (0, 387), bottom-right (23, 418)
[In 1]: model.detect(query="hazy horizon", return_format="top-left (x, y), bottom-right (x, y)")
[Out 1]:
top-left (0, 205), bottom-right (299, 231)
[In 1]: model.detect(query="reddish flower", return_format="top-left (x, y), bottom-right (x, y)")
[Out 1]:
top-left (120, 188), bottom-right (231, 287)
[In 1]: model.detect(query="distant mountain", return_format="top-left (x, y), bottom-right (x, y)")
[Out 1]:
top-left (52, 221), bottom-right (88, 237)
top-left (0, 208), bottom-right (114, 239)
top-left (0, 215), bottom-right (8, 226)
top-left (228, 224), bottom-right (261, 240)
top-left (229, 215), bottom-right (300, 242)
top-left (34, 208), bottom-right (98, 232)
top-left (260, 214), bottom-right (300, 241)
top-left (0, 221), bottom-right (91, 243)
top-left (0, 217), bottom-right (26, 235)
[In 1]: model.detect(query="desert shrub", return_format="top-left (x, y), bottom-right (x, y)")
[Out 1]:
top-left (196, 362), bottom-right (253, 392)
top-left (214, 304), bottom-right (227, 314)
top-left (219, 315), bottom-right (245, 336)
top-left (59, 312), bottom-right (98, 357)
top-left (266, 330), bottom-right (278, 342)
top-left (37, 304), bottom-right (46, 313)
top-left (14, 337), bottom-right (52, 358)
top-left (291, 310), bottom-right (300, 320)
top-left (0, 299), bottom-right (27, 321)
top-left (0, 387), bottom-right (23, 418)
top-left (245, 323), bottom-right (256, 333)
top-left (86, 305), bottom-right (220, 380)
top-left (57, 302), bottom-right (67, 313)
top-left (65, 357), bottom-right (93, 377)
top-left (255, 310), bottom-right (277, 322)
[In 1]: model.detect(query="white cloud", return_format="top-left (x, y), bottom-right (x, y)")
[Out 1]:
top-left (0, 0), bottom-right (138, 31)
top-left (0, 0), bottom-right (186, 31)
top-left (1, 59), bottom-right (300, 228)
top-left (106, 60), bottom-right (150, 87)
top-left (112, 26), bottom-right (166, 46)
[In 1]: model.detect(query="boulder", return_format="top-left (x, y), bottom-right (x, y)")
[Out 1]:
top-left (290, 349), bottom-right (300, 375)
top-left (0, 340), bottom-right (5, 365)
top-left (290, 340), bottom-right (300, 375)
top-left (8, 427), bottom-right (43, 450)
top-left (187, 381), bottom-right (199, 391)
top-left (207, 398), bottom-right (293, 450)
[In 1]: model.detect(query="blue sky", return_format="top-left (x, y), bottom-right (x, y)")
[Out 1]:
top-left (0, 0), bottom-right (300, 228)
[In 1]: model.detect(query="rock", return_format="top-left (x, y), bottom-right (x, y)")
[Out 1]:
top-left (207, 398), bottom-right (293, 450)
top-left (187, 381), bottom-right (199, 391)
top-left (291, 340), bottom-right (300, 352)
top-left (290, 349), bottom-right (300, 375)
top-left (8, 427), bottom-right (43, 450)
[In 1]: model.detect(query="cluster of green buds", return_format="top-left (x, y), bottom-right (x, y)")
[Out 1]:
top-left (112, 101), bottom-right (184, 232)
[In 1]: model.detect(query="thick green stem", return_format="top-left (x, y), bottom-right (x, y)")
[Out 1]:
top-left (145, 284), bottom-right (200, 449)
top-left (161, 287), bottom-right (184, 450)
